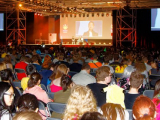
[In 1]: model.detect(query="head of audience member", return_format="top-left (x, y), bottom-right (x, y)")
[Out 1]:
top-left (31, 55), bottom-right (39, 64)
top-left (96, 66), bottom-right (111, 85)
top-left (25, 56), bottom-right (31, 64)
top-left (151, 61), bottom-right (158, 69)
top-left (104, 56), bottom-right (110, 65)
top-left (81, 63), bottom-right (91, 73)
top-left (133, 95), bottom-right (156, 120)
top-left (80, 112), bottom-right (106, 120)
top-left (101, 103), bottom-right (125, 120)
top-left (135, 61), bottom-right (146, 73)
top-left (154, 79), bottom-right (160, 97)
top-left (92, 54), bottom-right (98, 61)
top-left (0, 82), bottom-right (14, 113)
top-left (48, 63), bottom-right (56, 71)
top-left (4, 55), bottom-right (12, 64)
top-left (20, 56), bottom-right (27, 62)
top-left (60, 74), bottom-right (74, 92)
top-left (58, 53), bottom-right (64, 61)
top-left (113, 54), bottom-right (119, 62)
top-left (13, 111), bottom-right (42, 120)
top-left (127, 59), bottom-right (132, 65)
top-left (143, 56), bottom-right (148, 64)
top-left (50, 64), bottom-right (68, 80)
top-left (28, 72), bottom-right (42, 89)
top-left (26, 64), bottom-right (36, 77)
top-left (129, 71), bottom-right (143, 90)
top-left (122, 58), bottom-right (128, 66)
top-left (73, 54), bottom-right (80, 63)
top-left (63, 85), bottom-right (97, 120)
top-left (42, 55), bottom-right (52, 69)
top-left (0, 62), bottom-right (7, 71)
top-left (0, 69), bottom-right (14, 84)
top-left (16, 93), bottom-right (38, 112)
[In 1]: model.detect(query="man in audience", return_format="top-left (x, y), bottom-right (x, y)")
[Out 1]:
top-left (143, 56), bottom-right (152, 72)
top-left (87, 66), bottom-right (111, 107)
top-left (122, 59), bottom-right (134, 78)
top-left (124, 71), bottom-right (143, 109)
top-left (88, 54), bottom-right (102, 69)
top-left (55, 53), bottom-right (69, 68)
top-left (103, 55), bottom-right (114, 74)
top-left (32, 55), bottom-right (42, 72)
top-left (72, 63), bottom-right (96, 86)
top-left (15, 56), bottom-right (28, 80)
top-left (69, 54), bottom-right (82, 72)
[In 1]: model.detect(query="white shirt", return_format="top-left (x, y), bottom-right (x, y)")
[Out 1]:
top-left (89, 31), bottom-right (92, 37)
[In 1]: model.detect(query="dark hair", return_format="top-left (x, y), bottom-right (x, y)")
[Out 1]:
top-left (104, 56), bottom-right (110, 64)
top-left (28, 72), bottom-right (42, 89)
top-left (60, 74), bottom-right (72, 92)
top-left (32, 55), bottom-right (39, 62)
top-left (4, 55), bottom-right (12, 64)
top-left (0, 82), bottom-right (13, 115)
top-left (80, 112), bottom-right (106, 120)
top-left (0, 69), bottom-right (14, 83)
top-left (17, 93), bottom-right (38, 112)
top-left (26, 64), bottom-right (36, 75)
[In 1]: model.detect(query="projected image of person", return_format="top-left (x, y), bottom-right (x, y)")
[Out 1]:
top-left (83, 21), bottom-right (98, 37)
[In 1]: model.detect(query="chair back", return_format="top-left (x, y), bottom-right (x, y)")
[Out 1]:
top-left (68, 71), bottom-right (78, 78)
top-left (143, 90), bottom-right (154, 99)
top-left (46, 118), bottom-right (61, 120)
top-left (126, 109), bottom-right (133, 120)
top-left (47, 85), bottom-right (51, 93)
top-left (47, 102), bottom-right (66, 116)
top-left (15, 87), bottom-right (23, 96)
top-left (47, 92), bottom-right (54, 99)
top-left (41, 84), bottom-right (47, 92)
top-left (13, 81), bottom-right (21, 88)
top-left (38, 101), bottom-right (49, 117)
top-left (14, 68), bottom-right (27, 80)
top-left (114, 73), bottom-right (123, 78)
top-left (149, 75), bottom-right (160, 87)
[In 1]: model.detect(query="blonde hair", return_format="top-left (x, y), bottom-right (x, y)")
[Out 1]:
top-left (55, 64), bottom-right (68, 79)
top-left (63, 85), bottom-right (97, 120)
top-left (0, 62), bottom-right (7, 71)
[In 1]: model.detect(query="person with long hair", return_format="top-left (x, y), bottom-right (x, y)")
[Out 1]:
top-left (101, 103), bottom-right (128, 120)
top-left (42, 55), bottom-right (52, 69)
top-left (0, 82), bottom-right (14, 120)
top-left (63, 85), bottom-right (97, 120)
top-left (49, 64), bottom-right (68, 92)
top-left (133, 95), bottom-right (156, 120)
top-left (153, 79), bottom-right (160, 98)
top-left (80, 112), bottom-right (106, 120)
top-left (23, 72), bottom-right (51, 104)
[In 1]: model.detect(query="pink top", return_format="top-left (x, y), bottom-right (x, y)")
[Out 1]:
top-left (50, 84), bottom-right (62, 92)
top-left (23, 85), bottom-right (50, 104)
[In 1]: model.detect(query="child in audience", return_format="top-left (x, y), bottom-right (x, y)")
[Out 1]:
top-left (80, 112), bottom-right (106, 120)
top-left (50, 64), bottom-right (68, 92)
top-left (23, 72), bottom-right (51, 103)
top-left (0, 82), bottom-right (14, 120)
top-left (13, 111), bottom-right (42, 120)
top-left (133, 95), bottom-right (156, 120)
top-left (124, 71), bottom-right (143, 109)
top-left (101, 103), bottom-right (129, 120)
top-left (63, 85), bottom-right (97, 120)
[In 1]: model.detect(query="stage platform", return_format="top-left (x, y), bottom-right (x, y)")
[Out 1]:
top-left (20, 43), bottom-right (112, 48)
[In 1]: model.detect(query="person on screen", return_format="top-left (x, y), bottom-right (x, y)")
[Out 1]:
top-left (83, 21), bottom-right (98, 37)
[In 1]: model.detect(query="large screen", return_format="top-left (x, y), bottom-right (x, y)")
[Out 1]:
top-left (0, 13), bottom-right (4, 31)
top-left (60, 13), bottom-right (112, 39)
top-left (151, 8), bottom-right (160, 31)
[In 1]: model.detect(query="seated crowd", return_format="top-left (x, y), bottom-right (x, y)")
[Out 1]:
top-left (0, 45), bottom-right (160, 120)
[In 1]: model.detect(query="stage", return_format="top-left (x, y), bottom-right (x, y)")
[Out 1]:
top-left (20, 43), bottom-right (112, 48)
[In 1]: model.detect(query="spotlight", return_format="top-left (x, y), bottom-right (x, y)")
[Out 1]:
top-left (35, 13), bottom-right (37, 15)
top-left (41, 43), bottom-right (45, 48)
top-left (19, 4), bottom-right (22, 7)
top-left (106, 13), bottom-right (109, 17)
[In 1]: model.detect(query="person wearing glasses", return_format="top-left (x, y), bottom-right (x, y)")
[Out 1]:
top-left (0, 82), bottom-right (15, 120)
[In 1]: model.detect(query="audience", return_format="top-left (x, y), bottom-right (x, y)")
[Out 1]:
top-left (23, 72), bottom-right (51, 103)
top-left (124, 71), bottom-right (143, 109)
top-left (72, 63), bottom-right (96, 86)
top-left (42, 55), bottom-right (52, 69)
top-left (103, 55), bottom-right (114, 74)
top-left (133, 95), bottom-right (156, 120)
top-left (88, 54), bottom-right (102, 69)
top-left (69, 54), bottom-right (82, 72)
top-left (49, 64), bottom-right (68, 92)
top-left (88, 66), bottom-right (111, 107)
top-left (4, 55), bottom-right (13, 71)
top-left (32, 55), bottom-right (42, 72)
top-left (63, 85), bottom-right (97, 120)
top-left (0, 82), bottom-right (14, 120)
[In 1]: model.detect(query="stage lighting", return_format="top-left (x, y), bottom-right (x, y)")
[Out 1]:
top-left (41, 43), bottom-right (45, 48)
top-left (19, 4), bottom-right (22, 7)
top-left (106, 13), bottom-right (109, 17)
top-left (35, 13), bottom-right (37, 15)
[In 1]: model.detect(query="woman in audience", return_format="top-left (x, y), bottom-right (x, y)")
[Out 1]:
top-left (13, 111), bottom-right (42, 120)
top-left (0, 82), bottom-right (14, 120)
top-left (49, 64), bottom-right (68, 92)
top-left (23, 72), bottom-right (51, 103)
top-left (42, 55), bottom-right (52, 69)
top-left (149, 61), bottom-right (160, 75)
top-left (16, 93), bottom-right (39, 112)
top-left (0, 69), bottom-right (20, 102)
top-left (133, 95), bottom-right (156, 120)
top-left (63, 85), bottom-right (97, 120)
top-left (80, 112), bottom-right (106, 120)
top-left (101, 103), bottom-right (129, 120)
top-left (4, 55), bottom-right (13, 71)
top-left (51, 74), bottom-right (74, 119)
